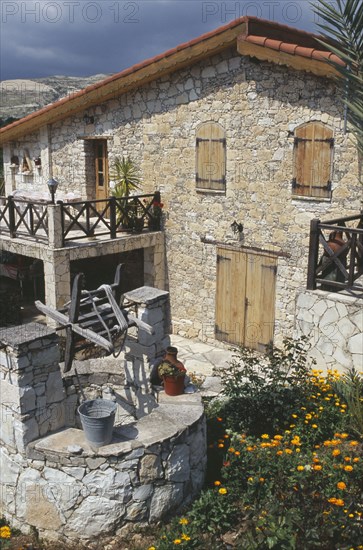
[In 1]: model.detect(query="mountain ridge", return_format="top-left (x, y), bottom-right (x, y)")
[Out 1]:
top-left (0, 74), bottom-right (112, 121)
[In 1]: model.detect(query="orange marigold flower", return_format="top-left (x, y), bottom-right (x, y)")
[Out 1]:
top-left (353, 457), bottom-right (360, 463)
top-left (228, 447), bottom-right (235, 453)
top-left (261, 434), bottom-right (270, 439)
top-left (312, 424), bottom-right (318, 429)
top-left (276, 450), bottom-right (283, 456)
top-left (218, 443), bottom-right (224, 448)
top-left (328, 498), bottom-right (344, 506)
top-left (234, 451), bottom-right (240, 456)
top-left (344, 465), bottom-right (353, 472)
top-left (313, 464), bottom-right (322, 471)
top-left (344, 457), bottom-right (351, 462)
top-left (285, 449), bottom-right (293, 454)
top-left (349, 441), bottom-right (358, 446)
top-left (337, 482), bottom-right (346, 490)
top-left (274, 435), bottom-right (283, 440)
top-left (214, 481), bottom-right (221, 486)
top-left (332, 449), bottom-right (341, 457)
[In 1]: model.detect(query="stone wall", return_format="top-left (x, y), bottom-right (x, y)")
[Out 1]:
top-left (2, 46), bottom-right (361, 344)
top-left (295, 289), bottom-right (363, 372)
top-left (0, 289), bottom-right (207, 542)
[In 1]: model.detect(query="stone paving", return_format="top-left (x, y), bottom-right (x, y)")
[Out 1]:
top-left (169, 334), bottom-right (235, 397)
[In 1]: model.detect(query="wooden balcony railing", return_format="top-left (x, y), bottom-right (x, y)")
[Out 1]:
top-left (0, 191), bottom-right (162, 246)
top-left (0, 196), bottom-right (49, 240)
top-left (307, 213), bottom-right (363, 294)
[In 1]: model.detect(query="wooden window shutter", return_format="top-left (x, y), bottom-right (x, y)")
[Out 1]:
top-left (293, 122), bottom-right (333, 198)
top-left (196, 122), bottom-right (226, 191)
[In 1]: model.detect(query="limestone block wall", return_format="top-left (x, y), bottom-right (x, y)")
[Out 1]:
top-left (0, 324), bottom-right (65, 454)
top-left (295, 290), bottom-right (363, 372)
top-left (2, 46), bottom-right (361, 344)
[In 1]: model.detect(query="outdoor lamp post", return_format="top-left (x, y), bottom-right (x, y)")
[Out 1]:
top-left (47, 178), bottom-right (59, 204)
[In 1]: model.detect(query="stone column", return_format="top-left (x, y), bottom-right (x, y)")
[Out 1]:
top-left (122, 286), bottom-right (170, 415)
top-left (43, 249), bottom-right (71, 317)
top-left (47, 204), bottom-right (63, 248)
top-left (0, 323), bottom-right (65, 454)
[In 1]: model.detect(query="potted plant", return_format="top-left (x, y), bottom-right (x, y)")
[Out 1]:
top-left (158, 360), bottom-right (186, 396)
top-left (148, 198), bottom-right (164, 231)
top-left (109, 156), bottom-right (142, 229)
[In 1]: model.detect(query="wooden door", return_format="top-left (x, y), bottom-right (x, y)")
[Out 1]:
top-left (94, 140), bottom-right (109, 204)
top-left (215, 247), bottom-right (277, 352)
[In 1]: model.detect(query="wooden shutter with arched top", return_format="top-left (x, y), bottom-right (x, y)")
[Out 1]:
top-left (292, 122), bottom-right (334, 199)
top-left (196, 122), bottom-right (226, 191)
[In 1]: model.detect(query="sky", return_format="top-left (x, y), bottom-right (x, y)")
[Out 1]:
top-left (0, 0), bottom-right (325, 81)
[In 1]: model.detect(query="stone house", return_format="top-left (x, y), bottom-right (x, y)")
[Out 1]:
top-left (0, 16), bottom-right (362, 364)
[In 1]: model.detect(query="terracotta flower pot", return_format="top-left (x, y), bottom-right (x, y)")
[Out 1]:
top-left (163, 374), bottom-right (185, 396)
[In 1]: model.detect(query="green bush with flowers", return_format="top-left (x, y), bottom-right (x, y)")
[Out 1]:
top-left (148, 339), bottom-right (363, 550)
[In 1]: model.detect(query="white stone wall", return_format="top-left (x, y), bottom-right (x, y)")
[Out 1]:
top-left (2, 46), bottom-right (361, 343)
top-left (295, 289), bottom-right (363, 372)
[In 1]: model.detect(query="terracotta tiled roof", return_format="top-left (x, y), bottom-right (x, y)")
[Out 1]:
top-left (0, 16), bottom-right (343, 142)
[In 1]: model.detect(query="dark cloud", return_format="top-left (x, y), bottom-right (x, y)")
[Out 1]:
top-left (0, 0), bottom-right (320, 80)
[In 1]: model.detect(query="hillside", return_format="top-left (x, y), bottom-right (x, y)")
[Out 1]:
top-left (0, 74), bottom-right (112, 121)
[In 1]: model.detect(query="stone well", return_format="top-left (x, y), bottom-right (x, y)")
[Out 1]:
top-left (0, 287), bottom-right (207, 542)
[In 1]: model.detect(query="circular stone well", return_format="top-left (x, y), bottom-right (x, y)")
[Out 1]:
top-left (16, 390), bottom-right (206, 542)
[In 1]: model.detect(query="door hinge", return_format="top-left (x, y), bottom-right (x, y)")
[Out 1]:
top-left (217, 254), bottom-right (231, 264)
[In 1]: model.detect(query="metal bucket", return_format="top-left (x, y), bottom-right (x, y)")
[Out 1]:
top-left (78, 399), bottom-right (117, 447)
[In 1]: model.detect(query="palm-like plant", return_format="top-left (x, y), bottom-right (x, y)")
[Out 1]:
top-left (110, 156), bottom-right (142, 197)
top-left (312, 0), bottom-right (363, 158)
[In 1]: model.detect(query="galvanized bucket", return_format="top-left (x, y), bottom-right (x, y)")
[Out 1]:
top-left (78, 399), bottom-right (117, 447)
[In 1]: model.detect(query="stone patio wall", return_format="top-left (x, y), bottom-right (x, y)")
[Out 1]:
top-left (295, 289), bottom-right (363, 372)
top-left (0, 288), bottom-right (207, 542)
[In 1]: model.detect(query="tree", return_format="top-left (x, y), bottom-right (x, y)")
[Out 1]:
top-left (312, 0), bottom-right (363, 157)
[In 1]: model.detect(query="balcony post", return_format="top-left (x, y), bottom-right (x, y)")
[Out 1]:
top-left (7, 195), bottom-right (16, 237)
top-left (47, 204), bottom-right (63, 248)
top-left (110, 196), bottom-right (116, 239)
top-left (307, 218), bottom-right (320, 290)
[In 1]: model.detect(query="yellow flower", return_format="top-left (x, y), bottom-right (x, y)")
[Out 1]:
top-left (247, 477), bottom-right (254, 482)
top-left (179, 518), bottom-right (189, 525)
top-left (219, 487), bottom-right (228, 495)
top-left (344, 465), bottom-right (353, 472)
top-left (313, 464), bottom-right (322, 471)
top-left (312, 424), bottom-right (318, 429)
top-left (174, 539), bottom-right (182, 545)
top-left (337, 482), bottom-right (346, 490)
top-left (332, 449), bottom-right (341, 457)
top-left (218, 443), bottom-right (224, 448)
top-left (0, 526), bottom-right (11, 539)
top-left (292, 414), bottom-right (298, 418)
top-left (261, 434), bottom-right (269, 439)
top-left (214, 481), bottom-right (221, 486)
top-left (259, 477), bottom-right (265, 482)
top-left (181, 534), bottom-right (191, 541)
top-left (274, 435), bottom-right (283, 440)
top-left (148, 547), bottom-right (156, 550)
top-left (276, 450), bottom-right (283, 456)
top-left (297, 465), bottom-right (304, 471)
top-left (353, 457), bottom-right (360, 463)
top-left (344, 457), bottom-right (351, 462)
top-left (285, 449), bottom-right (293, 454)
top-left (247, 446), bottom-right (254, 452)
top-left (234, 451), bottom-right (240, 456)
top-left (228, 447), bottom-right (235, 453)
top-left (349, 441), bottom-right (358, 446)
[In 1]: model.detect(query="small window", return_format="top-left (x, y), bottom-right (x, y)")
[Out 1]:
top-left (196, 122), bottom-right (226, 191)
top-left (292, 121), bottom-right (333, 199)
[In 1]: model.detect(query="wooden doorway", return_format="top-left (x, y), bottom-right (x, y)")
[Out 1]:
top-left (94, 140), bottom-right (109, 205)
top-left (215, 246), bottom-right (277, 352)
